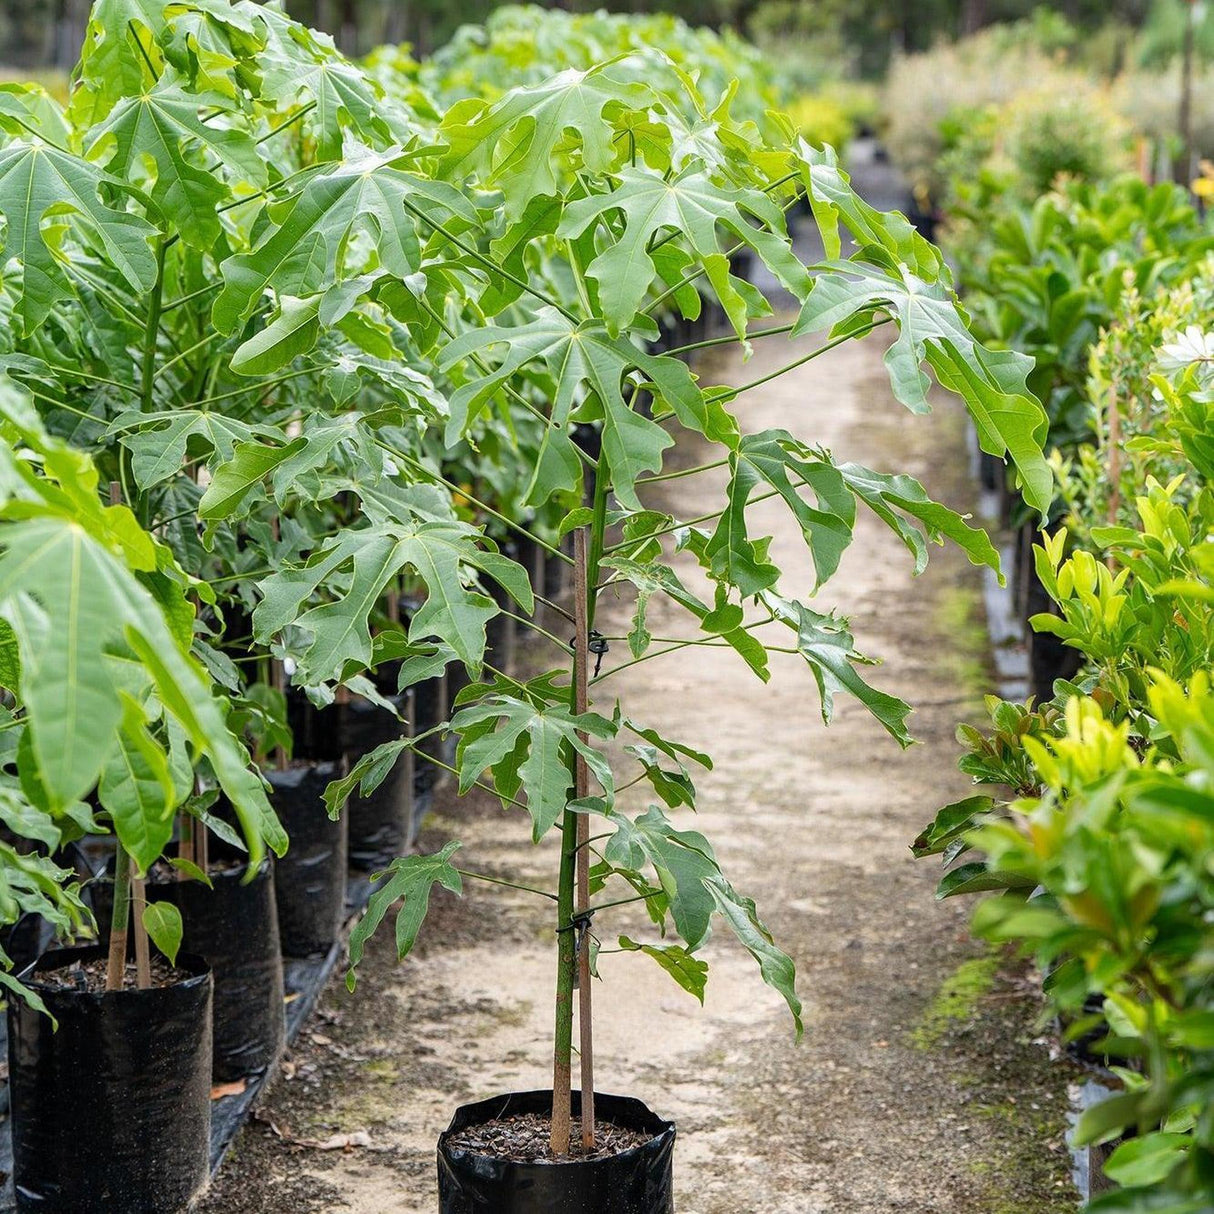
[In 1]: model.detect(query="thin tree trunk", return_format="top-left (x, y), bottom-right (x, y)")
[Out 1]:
top-left (105, 846), bottom-right (132, 992)
top-left (1106, 381), bottom-right (1121, 569)
top-left (573, 528), bottom-right (595, 1149)
top-left (549, 533), bottom-right (588, 1154)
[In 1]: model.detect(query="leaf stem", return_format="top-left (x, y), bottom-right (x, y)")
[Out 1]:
top-left (497, 609), bottom-right (571, 654)
top-left (455, 868), bottom-right (558, 902)
top-left (601, 489), bottom-right (782, 554)
top-left (534, 591), bottom-right (575, 624)
top-left (402, 199), bottom-right (579, 323)
top-left (162, 282), bottom-right (222, 315)
top-left (587, 888), bottom-right (664, 914)
top-left (592, 618), bottom-right (778, 684)
top-left (642, 182), bottom-right (803, 318)
top-left (663, 321), bottom-right (796, 358)
top-left (635, 458), bottom-right (727, 485)
top-left (153, 329), bottom-right (222, 382)
top-left (410, 747), bottom-right (533, 814)
top-left (417, 298), bottom-right (595, 471)
top-left (714, 318), bottom-right (890, 403)
top-left (255, 101), bottom-right (318, 146)
top-left (7, 114), bottom-right (68, 152)
top-left (383, 443), bottom-right (573, 565)
top-left (190, 366), bottom-right (318, 408)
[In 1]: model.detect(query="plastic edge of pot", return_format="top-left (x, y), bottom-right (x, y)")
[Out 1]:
top-left (17, 944), bottom-right (212, 998)
top-left (437, 1089), bottom-right (676, 1168)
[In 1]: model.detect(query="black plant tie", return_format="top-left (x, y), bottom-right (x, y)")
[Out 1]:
top-left (570, 630), bottom-right (610, 677)
top-left (556, 907), bottom-right (596, 936)
top-left (563, 909), bottom-right (597, 988)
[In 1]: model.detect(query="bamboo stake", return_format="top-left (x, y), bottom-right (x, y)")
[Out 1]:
top-left (402, 688), bottom-right (416, 852)
top-left (270, 656), bottom-right (289, 773)
top-left (573, 528), bottom-right (596, 1149)
top-left (178, 813), bottom-right (196, 875)
top-left (550, 531), bottom-right (593, 1156)
top-left (270, 517), bottom-right (289, 774)
top-left (132, 875), bottom-right (151, 989)
top-left (105, 480), bottom-right (133, 993)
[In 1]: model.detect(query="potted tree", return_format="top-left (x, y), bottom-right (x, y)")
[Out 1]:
top-left (0, 387), bottom-right (281, 1212)
top-left (0, 4), bottom-right (1052, 1207)
top-left (279, 63), bottom-right (1054, 1211)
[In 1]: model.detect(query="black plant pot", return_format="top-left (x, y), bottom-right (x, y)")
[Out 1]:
top-left (287, 688), bottom-right (344, 763)
top-left (267, 762), bottom-right (348, 957)
top-left (90, 858), bottom-right (285, 1081)
top-left (395, 596), bottom-right (449, 797)
top-left (339, 693), bottom-right (410, 868)
top-left (437, 1090), bottom-right (675, 1214)
top-left (8, 946), bottom-right (212, 1214)
top-left (1024, 542), bottom-right (1083, 702)
top-left (174, 859), bottom-right (285, 1081)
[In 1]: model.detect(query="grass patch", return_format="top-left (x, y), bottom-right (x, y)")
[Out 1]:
top-left (910, 949), bottom-right (1000, 1051)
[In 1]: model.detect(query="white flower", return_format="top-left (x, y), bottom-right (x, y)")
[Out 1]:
top-left (1159, 325), bottom-right (1214, 373)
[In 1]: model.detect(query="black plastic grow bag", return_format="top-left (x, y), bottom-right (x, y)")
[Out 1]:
top-left (267, 762), bottom-right (348, 958)
top-left (89, 858), bottom-right (285, 1081)
top-left (174, 859), bottom-right (284, 1080)
top-left (339, 693), bottom-right (409, 869)
top-left (437, 1090), bottom-right (675, 1214)
top-left (8, 946), bottom-right (212, 1214)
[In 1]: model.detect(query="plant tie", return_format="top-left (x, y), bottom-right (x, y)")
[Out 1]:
top-left (557, 909), bottom-right (596, 990)
top-left (569, 630), bottom-right (610, 677)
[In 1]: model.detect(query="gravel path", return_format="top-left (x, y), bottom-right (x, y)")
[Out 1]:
top-left (199, 315), bottom-right (1079, 1214)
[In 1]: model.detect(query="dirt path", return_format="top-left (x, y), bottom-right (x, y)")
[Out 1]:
top-left (200, 322), bottom-right (1078, 1214)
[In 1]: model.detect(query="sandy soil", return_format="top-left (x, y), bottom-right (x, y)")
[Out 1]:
top-left (198, 321), bottom-right (1078, 1214)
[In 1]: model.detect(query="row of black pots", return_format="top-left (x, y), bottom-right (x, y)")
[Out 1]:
top-left (975, 457), bottom-right (1081, 704)
top-left (4, 514), bottom-right (668, 1214)
top-left (87, 857), bottom-right (286, 1083)
top-left (1009, 518), bottom-right (1082, 702)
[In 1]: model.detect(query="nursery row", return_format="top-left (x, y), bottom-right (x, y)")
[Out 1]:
top-left (0, 1), bottom-right (1055, 1212)
top-left (884, 11), bottom-right (1214, 220)
top-left (916, 121), bottom-right (1214, 1209)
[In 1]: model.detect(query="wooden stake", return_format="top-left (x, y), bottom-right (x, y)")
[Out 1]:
top-left (105, 845), bottom-right (131, 992)
top-left (178, 813), bottom-right (196, 875)
top-left (132, 875), bottom-right (151, 989)
top-left (104, 480), bottom-right (134, 994)
top-left (550, 531), bottom-right (593, 1156)
top-left (573, 528), bottom-right (596, 1149)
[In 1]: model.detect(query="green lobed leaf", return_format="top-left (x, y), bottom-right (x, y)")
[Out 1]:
top-left (438, 63), bottom-right (655, 218)
top-left (347, 842), bottom-right (463, 990)
top-left (453, 693), bottom-right (616, 840)
top-left (558, 163), bottom-right (810, 336)
top-left (87, 77), bottom-right (265, 247)
top-left (704, 874), bottom-right (803, 1036)
top-left (0, 142), bottom-right (157, 334)
top-left (794, 261), bottom-right (1051, 515)
top-left (763, 592), bottom-right (912, 745)
top-left (619, 935), bottom-right (707, 1003)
